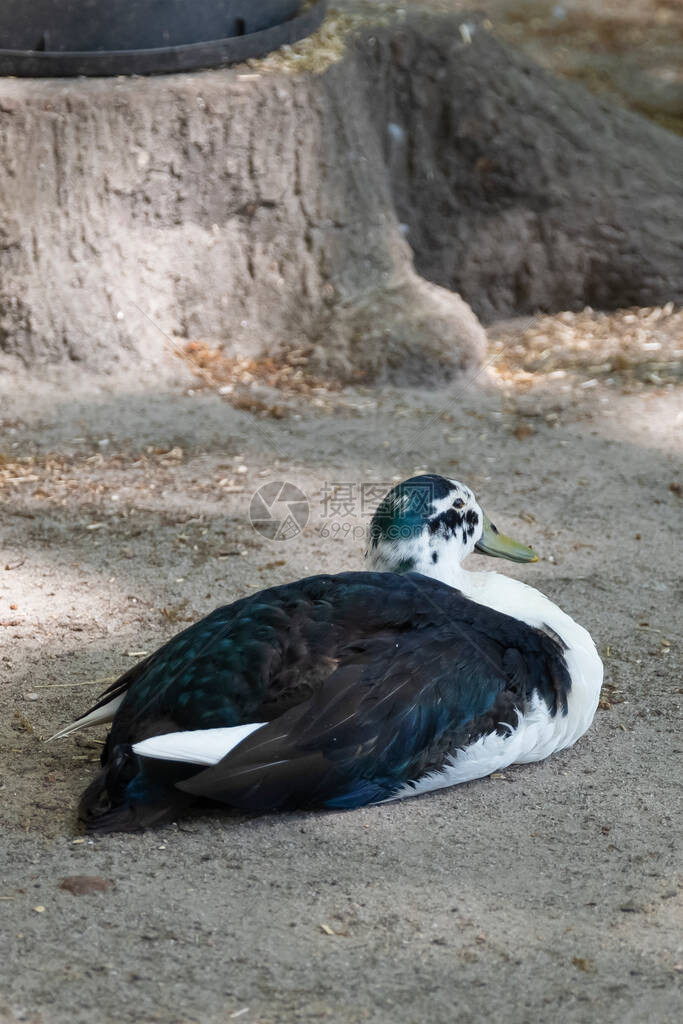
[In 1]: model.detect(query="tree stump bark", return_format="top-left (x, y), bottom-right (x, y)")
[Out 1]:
top-left (0, 11), bottom-right (680, 382)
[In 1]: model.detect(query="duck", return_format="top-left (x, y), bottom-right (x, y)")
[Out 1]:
top-left (51, 474), bottom-right (603, 832)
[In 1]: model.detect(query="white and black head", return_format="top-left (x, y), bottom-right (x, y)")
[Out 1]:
top-left (366, 474), bottom-right (537, 578)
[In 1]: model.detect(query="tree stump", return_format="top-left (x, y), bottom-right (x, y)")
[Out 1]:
top-left (0, 11), bottom-right (680, 382)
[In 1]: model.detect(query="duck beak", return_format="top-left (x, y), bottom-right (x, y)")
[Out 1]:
top-left (475, 514), bottom-right (539, 563)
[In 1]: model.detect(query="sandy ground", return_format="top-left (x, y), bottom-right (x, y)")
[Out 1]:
top-left (0, 324), bottom-right (680, 1024)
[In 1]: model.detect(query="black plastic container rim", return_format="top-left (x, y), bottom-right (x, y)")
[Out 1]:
top-left (0, 0), bottom-right (328, 78)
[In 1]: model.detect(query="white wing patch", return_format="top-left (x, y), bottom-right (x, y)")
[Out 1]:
top-left (133, 722), bottom-right (267, 766)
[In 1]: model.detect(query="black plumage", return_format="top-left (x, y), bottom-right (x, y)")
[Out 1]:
top-left (76, 572), bottom-right (571, 831)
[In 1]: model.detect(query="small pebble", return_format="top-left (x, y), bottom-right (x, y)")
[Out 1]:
top-left (619, 900), bottom-right (646, 913)
top-left (59, 876), bottom-right (112, 896)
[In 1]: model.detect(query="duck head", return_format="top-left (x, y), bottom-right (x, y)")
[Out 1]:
top-left (366, 474), bottom-right (537, 582)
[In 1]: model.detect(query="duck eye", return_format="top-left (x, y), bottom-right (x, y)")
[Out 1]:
top-left (452, 498), bottom-right (465, 510)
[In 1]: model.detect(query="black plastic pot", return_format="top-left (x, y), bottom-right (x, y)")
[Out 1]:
top-left (0, 0), bottom-right (328, 77)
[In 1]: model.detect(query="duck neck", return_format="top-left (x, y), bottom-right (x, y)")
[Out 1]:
top-left (412, 555), bottom-right (561, 636)
top-left (373, 547), bottom-right (570, 641)
top-left (412, 556), bottom-right (471, 594)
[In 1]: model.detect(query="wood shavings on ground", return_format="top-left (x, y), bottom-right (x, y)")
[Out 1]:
top-left (488, 305), bottom-right (682, 389)
top-left (246, 3), bottom-right (399, 75)
top-left (0, 448), bottom-right (226, 513)
top-left (181, 341), bottom-right (340, 407)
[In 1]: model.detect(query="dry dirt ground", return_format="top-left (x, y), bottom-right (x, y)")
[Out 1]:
top-left (0, 311), bottom-right (681, 1023)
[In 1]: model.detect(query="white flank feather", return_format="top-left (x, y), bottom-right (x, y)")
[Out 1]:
top-left (133, 722), bottom-right (267, 766)
top-left (48, 693), bottom-right (125, 741)
top-left (385, 694), bottom-right (556, 801)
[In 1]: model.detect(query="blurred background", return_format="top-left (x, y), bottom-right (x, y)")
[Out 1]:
top-left (395, 0), bottom-right (683, 133)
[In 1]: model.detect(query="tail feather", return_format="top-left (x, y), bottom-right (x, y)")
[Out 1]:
top-left (78, 744), bottom-right (195, 833)
top-left (49, 693), bottom-right (124, 741)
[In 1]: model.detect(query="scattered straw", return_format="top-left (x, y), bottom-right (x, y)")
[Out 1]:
top-left (181, 341), bottom-right (339, 396)
top-left (247, 3), bottom-right (399, 75)
top-left (489, 305), bottom-right (682, 387)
